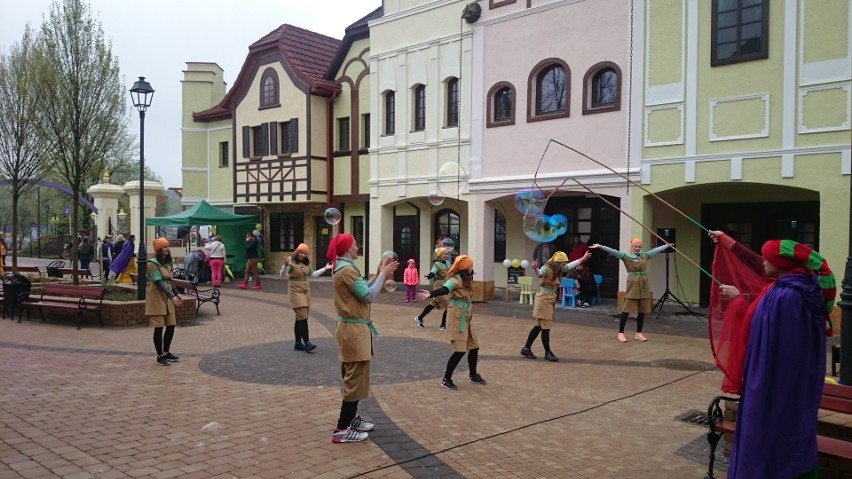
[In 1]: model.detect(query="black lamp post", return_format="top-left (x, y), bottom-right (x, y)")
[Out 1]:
top-left (130, 76), bottom-right (154, 300)
top-left (840, 171), bottom-right (852, 385)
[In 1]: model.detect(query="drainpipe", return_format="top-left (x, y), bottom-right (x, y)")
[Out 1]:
top-left (325, 91), bottom-right (340, 209)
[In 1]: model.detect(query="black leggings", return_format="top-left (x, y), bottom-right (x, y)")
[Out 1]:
top-left (294, 319), bottom-right (310, 344)
top-left (444, 348), bottom-right (479, 379)
top-left (153, 325), bottom-right (175, 356)
top-left (524, 326), bottom-right (552, 353)
top-left (618, 312), bottom-right (645, 333)
top-left (417, 304), bottom-right (447, 328)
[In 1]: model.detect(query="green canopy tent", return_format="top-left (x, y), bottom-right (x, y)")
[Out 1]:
top-left (146, 200), bottom-right (260, 274)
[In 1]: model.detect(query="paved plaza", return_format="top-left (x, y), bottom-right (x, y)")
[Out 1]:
top-left (1, 259), bottom-right (732, 478)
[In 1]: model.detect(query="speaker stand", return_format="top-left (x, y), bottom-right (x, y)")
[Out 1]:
top-left (653, 251), bottom-right (700, 318)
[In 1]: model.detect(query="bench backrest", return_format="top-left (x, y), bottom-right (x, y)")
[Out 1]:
top-left (57, 268), bottom-right (92, 278)
top-left (821, 383), bottom-right (852, 414)
top-left (172, 279), bottom-right (195, 291)
top-left (42, 284), bottom-right (104, 299)
top-left (17, 266), bottom-right (42, 273)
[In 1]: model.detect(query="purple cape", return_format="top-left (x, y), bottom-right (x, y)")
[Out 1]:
top-left (108, 241), bottom-right (135, 274)
top-left (727, 272), bottom-right (825, 478)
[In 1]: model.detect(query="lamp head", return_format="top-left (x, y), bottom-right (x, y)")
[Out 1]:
top-left (130, 76), bottom-right (155, 112)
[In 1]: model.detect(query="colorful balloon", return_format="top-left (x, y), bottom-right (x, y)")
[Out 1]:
top-left (511, 258), bottom-right (521, 268)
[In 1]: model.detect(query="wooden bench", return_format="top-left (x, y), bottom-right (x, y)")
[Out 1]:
top-left (57, 267), bottom-right (94, 279)
top-left (172, 278), bottom-right (220, 315)
top-left (21, 283), bottom-right (107, 330)
top-left (705, 383), bottom-right (852, 478)
top-left (15, 266), bottom-right (43, 277)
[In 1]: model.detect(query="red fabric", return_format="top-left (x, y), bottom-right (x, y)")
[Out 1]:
top-left (708, 245), bottom-right (771, 394)
top-left (326, 234), bottom-right (354, 267)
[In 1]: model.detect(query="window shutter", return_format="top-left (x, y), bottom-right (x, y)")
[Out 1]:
top-left (242, 126), bottom-right (249, 158)
top-left (269, 122), bottom-right (278, 155)
top-left (260, 123), bottom-right (269, 156)
top-left (290, 118), bottom-right (299, 152)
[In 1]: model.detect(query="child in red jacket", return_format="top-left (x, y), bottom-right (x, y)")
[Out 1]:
top-left (403, 259), bottom-right (419, 302)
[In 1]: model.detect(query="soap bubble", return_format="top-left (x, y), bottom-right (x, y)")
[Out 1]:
top-left (502, 259), bottom-right (511, 268)
top-left (384, 280), bottom-right (397, 292)
top-left (511, 258), bottom-right (521, 268)
top-left (520, 260), bottom-right (530, 269)
top-left (514, 188), bottom-right (546, 215)
top-left (437, 161), bottom-right (468, 196)
top-left (201, 422), bottom-right (222, 433)
top-left (522, 214), bottom-right (559, 243)
top-left (428, 190), bottom-right (445, 206)
top-left (195, 443), bottom-right (205, 449)
top-left (548, 214), bottom-right (568, 236)
top-left (323, 207), bottom-right (342, 225)
top-left (381, 250), bottom-right (398, 262)
top-left (259, 437), bottom-right (269, 445)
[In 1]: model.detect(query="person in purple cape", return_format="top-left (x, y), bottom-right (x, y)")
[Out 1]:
top-left (108, 234), bottom-right (136, 282)
top-left (726, 239), bottom-right (835, 479)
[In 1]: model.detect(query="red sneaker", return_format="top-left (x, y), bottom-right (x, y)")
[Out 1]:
top-left (252, 284), bottom-right (262, 290)
top-left (238, 282), bottom-right (247, 289)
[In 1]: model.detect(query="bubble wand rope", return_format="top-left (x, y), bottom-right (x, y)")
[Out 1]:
top-left (566, 175), bottom-right (720, 286)
top-left (548, 138), bottom-right (709, 234)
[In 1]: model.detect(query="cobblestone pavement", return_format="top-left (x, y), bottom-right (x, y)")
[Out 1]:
top-left (1, 260), bottom-right (735, 478)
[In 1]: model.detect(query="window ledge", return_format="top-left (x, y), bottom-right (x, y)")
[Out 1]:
top-left (259, 103), bottom-right (281, 110)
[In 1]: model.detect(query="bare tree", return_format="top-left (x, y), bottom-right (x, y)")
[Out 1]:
top-left (0, 24), bottom-right (49, 271)
top-left (34, 0), bottom-right (132, 283)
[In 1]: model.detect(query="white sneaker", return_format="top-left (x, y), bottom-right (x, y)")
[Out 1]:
top-left (414, 316), bottom-right (424, 328)
top-left (332, 427), bottom-right (368, 443)
top-left (350, 416), bottom-right (374, 432)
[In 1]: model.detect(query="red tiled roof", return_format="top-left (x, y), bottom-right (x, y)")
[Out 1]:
top-left (194, 24), bottom-right (343, 122)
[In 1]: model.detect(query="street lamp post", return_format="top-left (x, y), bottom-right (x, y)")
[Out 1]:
top-left (130, 76), bottom-right (154, 300)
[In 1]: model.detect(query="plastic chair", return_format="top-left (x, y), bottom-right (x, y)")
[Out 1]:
top-left (593, 274), bottom-right (603, 304)
top-left (518, 276), bottom-right (534, 305)
top-left (560, 277), bottom-right (576, 308)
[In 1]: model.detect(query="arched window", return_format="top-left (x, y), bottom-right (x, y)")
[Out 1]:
top-left (434, 209), bottom-right (460, 249)
top-left (259, 68), bottom-right (279, 108)
top-left (384, 91), bottom-right (395, 135)
top-left (446, 77), bottom-right (459, 127)
top-left (528, 59), bottom-right (570, 122)
top-left (582, 61), bottom-right (622, 115)
top-left (413, 85), bottom-right (426, 131)
top-left (487, 82), bottom-right (515, 127)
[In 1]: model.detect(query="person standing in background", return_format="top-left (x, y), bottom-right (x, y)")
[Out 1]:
top-left (567, 235), bottom-right (589, 262)
top-left (403, 259), bottom-right (419, 302)
top-left (203, 235), bottom-right (226, 287)
top-left (100, 236), bottom-right (113, 276)
top-left (78, 236), bottom-right (95, 271)
top-left (239, 231), bottom-right (261, 289)
top-left (282, 243), bottom-right (331, 353)
top-left (532, 242), bottom-right (556, 269)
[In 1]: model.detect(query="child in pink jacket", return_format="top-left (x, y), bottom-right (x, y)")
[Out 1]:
top-left (403, 259), bottom-right (419, 302)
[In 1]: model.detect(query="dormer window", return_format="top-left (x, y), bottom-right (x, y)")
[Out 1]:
top-left (260, 68), bottom-right (279, 109)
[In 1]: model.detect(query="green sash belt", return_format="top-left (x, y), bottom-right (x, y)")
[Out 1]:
top-left (539, 286), bottom-right (557, 294)
top-left (337, 316), bottom-right (378, 336)
top-left (449, 298), bottom-right (471, 332)
top-left (628, 272), bottom-right (647, 276)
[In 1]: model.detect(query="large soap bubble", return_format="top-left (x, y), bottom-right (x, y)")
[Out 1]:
top-left (437, 161), bottom-right (468, 196)
top-left (323, 207), bottom-right (342, 225)
top-left (514, 188), bottom-right (546, 215)
top-left (384, 280), bottom-right (397, 292)
top-left (522, 214), bottom-right (559, 243)
top-left (548, 214), bottom-right (568, 236)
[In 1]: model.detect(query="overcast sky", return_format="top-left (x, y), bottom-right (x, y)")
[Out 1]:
top-left (0, 0), bottom-right (380, 188)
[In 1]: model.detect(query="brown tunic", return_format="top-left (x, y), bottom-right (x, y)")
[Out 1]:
top-left (145, 260), bottom-right (175, 317)
top-left (533, 264), bottom-right (562, 321)
top-left (444, 275), bottom-right (478, 352)
top-left (287, 260), bottom-right (311, 309)
top-left (333, 260), bottom-right (373, 362)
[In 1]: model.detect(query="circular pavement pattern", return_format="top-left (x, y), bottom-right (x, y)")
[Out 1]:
top-left (199, 336), bottom-right (450, 386)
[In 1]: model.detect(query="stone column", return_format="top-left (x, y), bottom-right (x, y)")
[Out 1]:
top-left (86, 169), bottom-right (125, 240)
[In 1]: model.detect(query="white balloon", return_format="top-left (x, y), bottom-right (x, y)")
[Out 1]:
top-left (502, 259), bottom-right (511, 268)
top-left (520, 260), bottom-right (530, 269)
